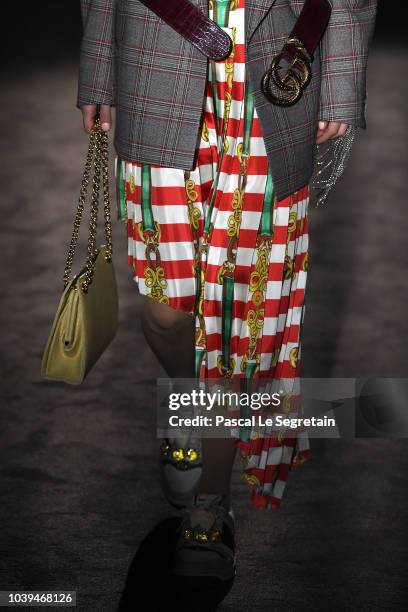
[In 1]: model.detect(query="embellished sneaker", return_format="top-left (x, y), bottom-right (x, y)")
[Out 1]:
top-left (172, 494), bottom-right (236, 581)
top-left (159, 435), bottom-right (203, 508)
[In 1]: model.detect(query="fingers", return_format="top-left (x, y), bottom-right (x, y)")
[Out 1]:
top-left (316, 121), bottom-right (341, 144)
top-left (316, 121), bottom-right (349, 144)
top-left (99, 104), bottom-right (112, 131)
top-left (81, 104), bottom-right (113, 134)
top-left (337, 122), bottom-right (348, 137)
top-left (81, 105), bottom-right (98, 134)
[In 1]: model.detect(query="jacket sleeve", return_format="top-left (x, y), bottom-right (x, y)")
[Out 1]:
top-left (318, 0), bottom-right (377, 128)
top-left (77, 0), bottom-right (117, 108)
top-left (289, 0), bottom-right (377, 128)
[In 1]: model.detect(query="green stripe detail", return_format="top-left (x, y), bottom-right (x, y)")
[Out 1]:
top-left (115, 157), bottom-right (127, 223)
top-left (239, 363), bottom-right (258, 442)
top-left (141, 164), bottom-right (155, 233)
top-left (243, 79), bottom-right (254, 156)
top-left (210, 61), bottom-right (220, 130)
top-left (260, 171), bottom-right (275, 237)
top-left (221, 275), bottom-right (234, 366)
top-left (215, 0), bottom-right (230, 26)
top-left (193, 267), bottom-right (201, 313)
top-left (195, 348), bottom-right (205, 378)
top-left (119, 161), bottom-right (127, 222)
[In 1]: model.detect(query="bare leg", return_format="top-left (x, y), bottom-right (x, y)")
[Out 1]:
top-left (140, 297), bottom-right (237, 507)
top-left (200, 438), bottom-right (237, 509)
top-left (140, 297), bottom-right (195, 379)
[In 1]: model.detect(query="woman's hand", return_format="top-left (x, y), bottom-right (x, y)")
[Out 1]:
top-left (316, 121), bottom-right (349, 145)
top-left (81, 104), bottom-right (112, 134)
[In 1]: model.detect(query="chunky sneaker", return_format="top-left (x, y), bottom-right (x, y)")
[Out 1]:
top-left (159, 434), bottom-right (203, 508)
top-left (172, 494), bottom-right (236, 581)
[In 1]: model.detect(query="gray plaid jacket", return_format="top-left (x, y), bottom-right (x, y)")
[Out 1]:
top-left (77, 0), bottom-right (377, 200)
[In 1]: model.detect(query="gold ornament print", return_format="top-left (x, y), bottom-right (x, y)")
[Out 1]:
top-left (249, 239), bottom-right (270, 296)
top-left (217, 260), bottom-right (236, 284)
top-left (301, 251), bottom-right (308, 272)
top-left (225, 27), bottom-right (236, 89)
top-left (287, 211), bottom-right (297, 243)
top-left (141, 223), bottom-right (169, 304)
top-left (241, 237), bottom-right (272, 371)
top-left (223, 91), bottom-right (232, 130)
top-left (185, 178), bottom-right (201, 231)
top-left (223, 136), bottom-right (230, 154)
top-left (243, 473), bottom-right (261, 487)
top-left (217, 354), bottom-right (236, 378)
top-left (289, 347), bottom-right (298, 369)
top-left (136, 220), bottom-right (161, 244)
top-left (282, 392), bottom-right (294, 413)
top-left (129, 172), bottom-right (135, 194)
top-left (270, 347), bottom-right (280, 368)
top-left (245, 308), bottom-right (265, 362)
top-left (283, 253), bottom-right (294, 279)
top-left (227, 188), bottom-right (243, 237)
top-left (201, 119), bottom-right (209, 142)
top-left (236, 141), bottom-right (247, 167)
top-left (144, 266), bottom-right (169, 304)
top-left (197, 268), bottom-right (205, 317)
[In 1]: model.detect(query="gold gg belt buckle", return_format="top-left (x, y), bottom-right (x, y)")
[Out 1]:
top-left (260, 0), bottom-right (332, 107)
top-left (261, 37), bottom-right (312, 107)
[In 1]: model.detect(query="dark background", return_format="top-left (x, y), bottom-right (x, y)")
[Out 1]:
top-left (1, 0), bottom-right (405, 67)
top-left (1, 2), bottom-right (408, 611)
top-left (2, 0), bottom-right (407, 69)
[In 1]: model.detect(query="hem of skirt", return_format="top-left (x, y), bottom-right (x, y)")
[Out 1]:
top-left (127, 258), bottom-right (197, 314)
top-left (235, 439), bottom-right (312, 510)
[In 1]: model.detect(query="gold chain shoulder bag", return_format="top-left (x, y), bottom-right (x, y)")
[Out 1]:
top-left (41, 116), bottom-right (119, 385)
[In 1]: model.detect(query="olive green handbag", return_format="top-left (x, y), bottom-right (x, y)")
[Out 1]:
top-left (41, 116), bottom-right (118, 385)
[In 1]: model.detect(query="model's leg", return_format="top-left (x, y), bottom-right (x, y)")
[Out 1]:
top-left (200, 438), bottom-right (237, 509)
top-left (140, 296), bottom-right (236, 508)
top-left (140, 297), bottom-right (195, 380)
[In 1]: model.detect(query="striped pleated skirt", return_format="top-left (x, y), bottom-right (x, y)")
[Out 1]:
top-left (115, 0), bottom-right (311, 509)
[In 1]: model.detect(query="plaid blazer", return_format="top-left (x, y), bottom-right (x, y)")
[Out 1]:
top-left (77, 0), bottom-right (377, 200)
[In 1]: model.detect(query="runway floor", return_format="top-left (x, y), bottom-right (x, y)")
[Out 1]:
top-left (0, 46), bottom-right (407, 611)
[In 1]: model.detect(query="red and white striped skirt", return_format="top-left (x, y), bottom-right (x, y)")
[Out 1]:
top-left (115, 0), bottom-right (311, 509)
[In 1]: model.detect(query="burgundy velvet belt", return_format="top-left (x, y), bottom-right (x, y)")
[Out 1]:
top-left (261, 0), bottom-right (332, 106)
top-left (137, 0), bottom-right (233, 61)
top-left (139, 0), bottom-right (332, 107)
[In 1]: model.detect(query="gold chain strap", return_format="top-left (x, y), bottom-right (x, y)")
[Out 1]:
top-left (63, 115), bottom-right (113, 293)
